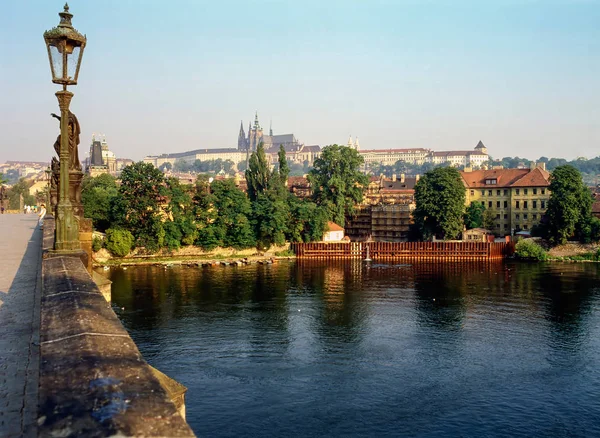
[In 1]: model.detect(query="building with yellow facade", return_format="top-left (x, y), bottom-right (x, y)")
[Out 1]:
top-left (461, 164), bottom-right (551, 235)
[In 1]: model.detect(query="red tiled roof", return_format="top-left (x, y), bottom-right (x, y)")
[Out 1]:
top-left (510, 167), bottom-right (551, 187)
top-left (327, 221), bottom-right (344, 232)
top-left (592, 201), bottom-right (600, 214)
top-left (460, 168), bottom-right (549, 188)
top-left (288, 176), bottom-right (309, 187)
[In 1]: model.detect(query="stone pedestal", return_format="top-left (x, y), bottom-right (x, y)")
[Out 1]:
top-left (78, 218), bottom-right (93, 273)
top-left (69, 170), bottom-right (84, 220)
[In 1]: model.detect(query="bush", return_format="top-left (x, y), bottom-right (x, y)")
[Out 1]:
top-left (92, 237), bottom-right (104, 252)
top-left (105, 228), bottom-right (134, 257)
top-left (515, 239), bottom-right (548, 261)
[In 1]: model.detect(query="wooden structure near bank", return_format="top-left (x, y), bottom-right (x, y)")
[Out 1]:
top-left (291, 241), bottom-right (514, 261)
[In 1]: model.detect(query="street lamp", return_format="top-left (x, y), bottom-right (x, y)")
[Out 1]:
top-left (44, 3), bottom-right (86, 250)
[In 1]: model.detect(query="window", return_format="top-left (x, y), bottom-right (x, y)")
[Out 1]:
top-left (504, 201), bottom-right (508, 208)
top-left (524, 225), bottom-right (528, 230)
top-left (488, 201), bottom-right (492, 208)
top-left (533, 188), bottom-right (537, 195)
top-left (541, 201), bottom-right (546, 209)
top-left (516, 189), bottom-right (520, 195)
top-left (496, 224), bottom-right (500, 229)
top-left (516, 214), bottom-right (520, 220)
top-left (524, 189), bottom-right (528, 195)
top-left (524, 201), bottom-right (528, 209)
top-left (504, 224), bottom-right (508, 229)
top-left (516, 201), bottom-right (520, 209)
top-left (481, 190), bottom-right (485, 196)
top-left (533, 214), bottom-right (537, 220)
top-left (533, 201), bottom-right (537, 209)
top-left (497, 190), bottom-right (501, 196)
top-left (470, 190), bottom-right (474, 196)
top-left (497, 201), bottom-right (500, 208)
top-left (503, 189), bottom-right (508, 196)
top-left (488, 190), bottom-right (492, 196)
top-left (496, 214), bottom-right (501, 219)
top-left (485, 179), bottom-right (497, 185)
top-left (541, 189), bottom-right (546, 195)
top-left (504, 214), bottom-right (508, 219)
top-left (524, 214), bottom-right (528, 220)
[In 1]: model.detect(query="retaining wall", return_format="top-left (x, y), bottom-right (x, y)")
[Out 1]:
top-left (39, 216), bottom-right (195, 437)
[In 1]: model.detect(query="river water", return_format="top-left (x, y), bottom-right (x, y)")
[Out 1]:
top-left (107, 261), bottom-right (600, 437)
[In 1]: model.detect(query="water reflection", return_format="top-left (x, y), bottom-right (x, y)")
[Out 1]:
top-left (107, 261), bottom-right (600, 437)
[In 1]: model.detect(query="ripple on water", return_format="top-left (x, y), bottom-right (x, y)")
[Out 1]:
top-left (108, 261), bottom-right (600, 438)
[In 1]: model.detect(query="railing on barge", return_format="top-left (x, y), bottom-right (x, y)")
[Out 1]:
top-left (291, 241), bottom-right (514, 261)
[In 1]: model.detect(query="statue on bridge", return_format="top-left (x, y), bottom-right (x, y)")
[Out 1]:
top-left (51, 111), bottom-right (82, 172)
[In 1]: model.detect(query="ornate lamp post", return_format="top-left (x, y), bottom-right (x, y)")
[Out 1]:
top-left (44, 3), bottom-right (86, 250)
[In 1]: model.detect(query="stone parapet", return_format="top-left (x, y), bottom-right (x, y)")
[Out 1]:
top-left (39, 216), bottom-right (195, 437)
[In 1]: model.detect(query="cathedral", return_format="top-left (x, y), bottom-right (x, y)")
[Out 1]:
top-left (237, 112), bottom-right (300, 154)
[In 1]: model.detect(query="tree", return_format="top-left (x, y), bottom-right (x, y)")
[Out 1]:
top-left (210, 179), bottom-right (255, 249)
top-left (286, 197), bottom-right (329, 243)
top-left (0, 173), bottom-right (7, 185)
top-left (307, 144), bottom-right (368, 227)
top-left (546, 165), bottom-right (593, 245)
top-left (113, 162), bottom-right (167, 251)
top-left (8, 178), bottom-right (35, 210)
top-left (412, 167), bottom-right (466, 240)
top-left (164, 177), bottom-right (197, 249)
top-left (483, 210), bottom-right (496, 232)
top-left (245, 143), bottom-right (271, 202)
top-left (464, 202), bottom-right (485, 229)
top-left (159, 162), bottom-right (172, 172)
top-left (81, 173), bottom-right (118, 232)
top-left (192, 175), bottom-right (219, 250)
top-left (278, 145), bottom-right (289, 185)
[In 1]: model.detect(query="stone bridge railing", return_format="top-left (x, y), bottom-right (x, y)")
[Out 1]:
top-left (39, 216), bottom-right (195, 437)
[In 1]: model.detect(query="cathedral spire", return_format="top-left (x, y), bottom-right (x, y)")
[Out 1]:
top-left (238, 120), bottom-right (245, 138)
top-left (347, 135), bottom-right (353, 148)
top-left (269, 119), bottom-right (273, 137)
top-left (254, 111), bottom-right (260, 129)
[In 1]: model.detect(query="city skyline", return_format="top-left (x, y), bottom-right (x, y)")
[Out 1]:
top-left (1, 0), bottom-right (598, 162)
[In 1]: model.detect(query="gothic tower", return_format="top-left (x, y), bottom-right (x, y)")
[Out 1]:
top-left (237, 121), bottom-right (247, 151)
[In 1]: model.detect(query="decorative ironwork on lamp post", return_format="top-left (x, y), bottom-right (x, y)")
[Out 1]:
top-left (43, 3), bottom-right (86, 250)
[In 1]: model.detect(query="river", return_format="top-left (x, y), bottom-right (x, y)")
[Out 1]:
top-left (107, 261), bottom-right (600, 437)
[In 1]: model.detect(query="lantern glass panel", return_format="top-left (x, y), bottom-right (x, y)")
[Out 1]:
top-left (49, 44), bottom-right (63, 81)
top-left (66, 45), bottom-right (81, 81)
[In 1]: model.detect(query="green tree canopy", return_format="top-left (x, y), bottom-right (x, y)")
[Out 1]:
top-left (307, 144), bottom-right (368, 227)
top-left (81, 173), bottom-right (118, 232)
top-left (546, 165), bottom-right (593, 245)
top-left (413, 167), bottom-right (466, 240)
top-left (113, 162), bottom-right (167, 251)
top-left (278, 145), bottom-right (289, 185)
top-left (245, 143), bottom-right (271, 202)
top-left (464, 201), bottom-right (485, 229)
top-left (8, 178), bottom-right (35, 210)
top-left (210, 179), bottom-right (255, 249)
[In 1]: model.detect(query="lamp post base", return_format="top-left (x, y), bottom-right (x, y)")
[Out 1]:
top-left (55, 203), bottom-right (80, 251)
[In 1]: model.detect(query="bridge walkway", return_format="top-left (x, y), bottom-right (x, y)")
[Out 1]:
top-left (0, 214), bottom-right (41, 437)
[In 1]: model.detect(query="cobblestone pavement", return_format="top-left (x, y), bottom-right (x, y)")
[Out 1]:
top-left (0, 214), bottom-right (41, 437)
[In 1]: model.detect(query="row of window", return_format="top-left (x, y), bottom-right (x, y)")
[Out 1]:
top-left (473, 188), bottom-right (546, 196)
top-left (495, 224), bottom-right (530, 231)
top-left (483, 200), bottom-right (546, 209)
top-left (492, 213), bottom-right (539, 221)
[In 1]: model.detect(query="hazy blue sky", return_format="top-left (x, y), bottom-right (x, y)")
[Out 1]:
top-left (1, 0), bottom-right (598, 162)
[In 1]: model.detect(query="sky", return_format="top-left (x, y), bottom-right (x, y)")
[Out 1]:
top-left (1, 0), bottom-right (599, 163)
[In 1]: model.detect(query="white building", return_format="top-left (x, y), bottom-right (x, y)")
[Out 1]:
top-left (358, 141), bottom-right (489, 168)
top-left (323, 222), bottom-right (344, 242)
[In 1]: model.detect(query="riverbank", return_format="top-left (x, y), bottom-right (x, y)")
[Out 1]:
top-left (92, 245), bottom-right (295, 267)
